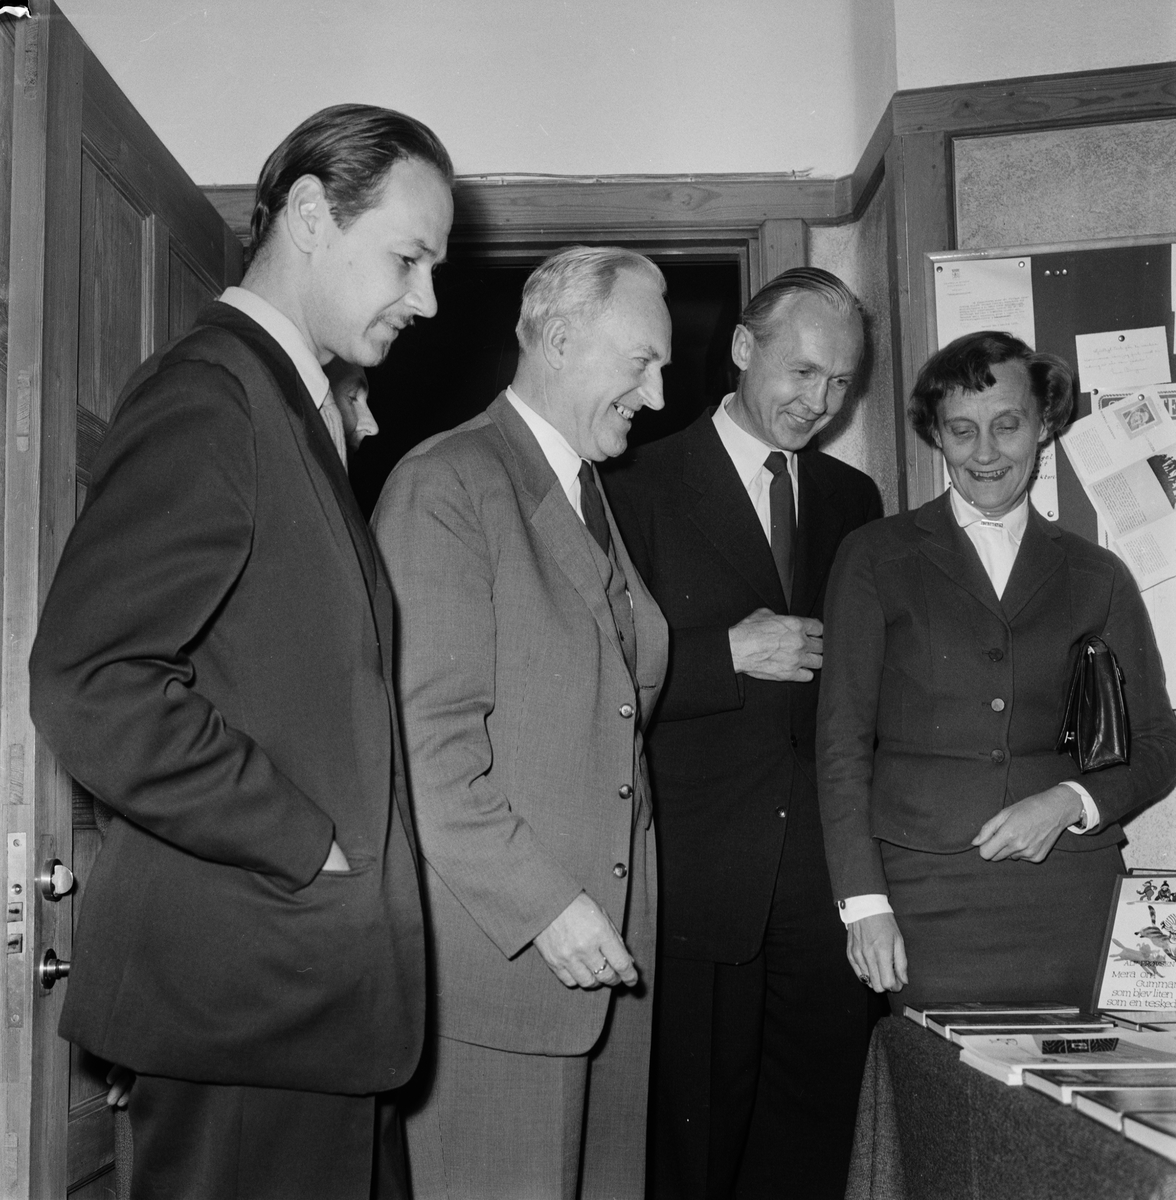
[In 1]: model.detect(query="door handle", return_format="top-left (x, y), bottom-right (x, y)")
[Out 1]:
top-left (38, 858), bottom-right (74, 901)
top-left (39, 948), bottom-right (70, 989)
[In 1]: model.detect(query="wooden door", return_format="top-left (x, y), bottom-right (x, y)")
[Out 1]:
top-left (2, 6), bottom-right (242, 1197)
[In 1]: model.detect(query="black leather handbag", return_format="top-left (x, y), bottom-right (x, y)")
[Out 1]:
top-left (1056, 635), bottom-right (1130, 772)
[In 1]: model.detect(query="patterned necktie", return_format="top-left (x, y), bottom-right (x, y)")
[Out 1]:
top-left (764, 451), bottom-right (796, 606)
top-left (578, 460), bottom-right (612, 555)
top-left (319, 389), bottom-right (349, 466)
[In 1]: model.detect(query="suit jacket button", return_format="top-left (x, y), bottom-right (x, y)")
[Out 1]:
top-left (613, 863), bottom-right (627, 878)
top-left (776, 806), bottom-right (787, 818)
top-left (991, 749), bottom-right (1006, 764)
top-left (619, 784), bottom-right (633, 798)
top-left (988, 648), bottom-right (1004, 661)
top-left (991, 698), bottom-right (1005, 712)
top-left (789, 734), bottom-right (798, 748)
top-left (619, 704), bottom-right (635, 719)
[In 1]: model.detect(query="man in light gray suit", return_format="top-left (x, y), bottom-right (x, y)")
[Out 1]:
top-left (372, 246), bottom-right (670, 1199)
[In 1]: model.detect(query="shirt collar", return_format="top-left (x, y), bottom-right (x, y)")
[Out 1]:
top-left (220, 287), bottom-right (331, 410)
top-left (505, 386), bottom-right (583, 495)
top-left (949, 486), bottom-right (1030, 544)
top-left (713, 393), bottom-right (795, 486)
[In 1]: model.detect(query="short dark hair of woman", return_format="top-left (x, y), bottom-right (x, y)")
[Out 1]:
top-left (908, 330), bottom-right (1076, 448)
top-left (249, 103), bottom-right (455, 261)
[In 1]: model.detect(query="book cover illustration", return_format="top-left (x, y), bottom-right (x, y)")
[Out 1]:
top-left (1094, 876), bottom-right (1176, 1011)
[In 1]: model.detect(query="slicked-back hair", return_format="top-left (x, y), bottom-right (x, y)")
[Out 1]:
top-left (249, 104), bottom-right (454, 260)
top-left (516, 245), bottom-right (666, 349)
top-left (740, 266), bottom-right (865, 344)
top-left (908, 330), bottom-right (1075, 447)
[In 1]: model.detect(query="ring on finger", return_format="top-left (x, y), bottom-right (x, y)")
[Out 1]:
top-left (592, 964), bottom-right (608, 976)
top-left (858, 973), bottom-right (870, 985)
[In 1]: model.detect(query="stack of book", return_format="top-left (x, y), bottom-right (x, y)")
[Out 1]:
top-left (903, 1002), bottom-right (1176, 1162)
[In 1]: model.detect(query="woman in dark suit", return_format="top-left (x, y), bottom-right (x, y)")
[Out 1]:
top-left (817, 331), bottom-right (1176, 1009)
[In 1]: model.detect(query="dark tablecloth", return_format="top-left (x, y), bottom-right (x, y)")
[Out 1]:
top-left (847, 1015), bottom-right (1176, 1200)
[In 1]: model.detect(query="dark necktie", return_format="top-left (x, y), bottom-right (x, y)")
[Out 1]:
top-left (764, 451), bottom-right (796, 606)
top-left (578, 460), bottom-right (612, 555)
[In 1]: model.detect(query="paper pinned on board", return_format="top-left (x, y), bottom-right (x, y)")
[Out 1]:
top-left (1059, 386), bottom-right (1176, 591)
top-left (933, 256), bottom-right (1036, 349)
top-left (1074, 327), bottom-right (1172, 394)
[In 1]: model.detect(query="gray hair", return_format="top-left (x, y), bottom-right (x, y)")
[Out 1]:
top-left (516, 245), bottom-right (666, 348)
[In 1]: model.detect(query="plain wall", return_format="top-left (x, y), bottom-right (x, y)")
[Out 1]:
top-left (894, 0), bottom-right (1176, 90)
top-left (54, 0), bottom-right (881, 185)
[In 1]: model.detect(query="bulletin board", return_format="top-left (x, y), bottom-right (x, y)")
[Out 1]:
top-left (925, 235), bottom-right (1176, 705)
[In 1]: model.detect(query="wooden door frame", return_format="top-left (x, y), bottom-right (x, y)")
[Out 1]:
top-left (3, 5), bottom-right (241, 1196)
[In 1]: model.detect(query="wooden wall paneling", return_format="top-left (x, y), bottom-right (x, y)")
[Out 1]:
top-left (756, 218), bottom-right (806, 292)
top-left (891, 61), bottom-right (1176, 139)
top-left (3, 9), bottom-right (84, 1198)
top-left (884, 129), bottom-right (952, 511)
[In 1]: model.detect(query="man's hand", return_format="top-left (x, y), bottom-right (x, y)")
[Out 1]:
top-left (533, 892), bottom-right (638, 990)
top-left (105, 1064), bottom-right (135, 1109)
top-left (848, 912), bottom-right (908, 993)
top-left (728, 608), bottom-right (823, 681)
top-left (971, 785), bottom-right (1084, 863)
top-left (319, 839), bottom-right (351, 873)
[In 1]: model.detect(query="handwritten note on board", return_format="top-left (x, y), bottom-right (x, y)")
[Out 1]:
top-left (1074, 327), bottom-right (1172, 393)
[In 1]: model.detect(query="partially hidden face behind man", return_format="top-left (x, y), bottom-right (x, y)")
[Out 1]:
top-left (297, 156), bottom-right (453, 369)
top-left (548, 268), bottom-right (673, 461)
top-left (728, 291), bottom-right (864, 452)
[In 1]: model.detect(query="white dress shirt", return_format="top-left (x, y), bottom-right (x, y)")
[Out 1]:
top-left (838, 488), bottom-right (1099, 926)
top-left (712, 394), bottom-right (798, 537)
top-left (219, 287), bottom-right (347, 464)
top-left (505, 386), bottom-right (589, 520)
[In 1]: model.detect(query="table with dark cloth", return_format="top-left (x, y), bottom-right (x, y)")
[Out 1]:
top-left (847, 1015), bottom-right (1176, 1200)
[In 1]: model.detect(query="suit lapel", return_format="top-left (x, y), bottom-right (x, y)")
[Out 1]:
top-left (1000, 505), bottom-right (1066, 622)
top-left (487, 395), bottom-right (629, 672)
top-left (791, 452), bottom-right (848, 618)
top-left (201, 305), bottom-right (379, 599)
top-left (915, 492), bottom-right (1005, 620)
top-left (680, 413), bottom-right (786, 611)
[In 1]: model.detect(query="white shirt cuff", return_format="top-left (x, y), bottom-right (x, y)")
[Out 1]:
top-left (1061, 781), bottom-right (1100, 834)
top-left (837, 894), bottom-right (893, 924)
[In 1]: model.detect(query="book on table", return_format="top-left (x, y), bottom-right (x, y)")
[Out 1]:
top-left (1023, 1066), bottom-right (1176, 1104)
top-left (1073, 1087), bottom-right (1176, 1131)
top-left (958, 1030), bottom-right (1176, 1085)
top-left (924, 1011), bottom-right (1113, 1043)
top-left (903, 1002), bottom-right (1080, 1028)
top-left (1123, 1111), bottom-right (1176, 1163)
top-left (1093, 875), bottom-right (1176, 1011)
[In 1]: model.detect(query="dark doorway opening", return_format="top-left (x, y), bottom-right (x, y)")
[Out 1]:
top-left (349, 255), bottom-right (743, 517)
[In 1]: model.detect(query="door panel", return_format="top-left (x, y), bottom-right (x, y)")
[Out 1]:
top-left (78, 153), bottom-right (145, 423)
top-left (4, 6), bottom-right (242, 1197)
top-left (169, 247), bottom-right (217, 342)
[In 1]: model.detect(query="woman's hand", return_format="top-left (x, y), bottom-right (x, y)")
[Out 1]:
top-left (971, 785), bottom-right (1084, 863)
top-left (848, 912), bottom-right (908, 993)
top-left (105, 1064), bottom-right (135, 1109)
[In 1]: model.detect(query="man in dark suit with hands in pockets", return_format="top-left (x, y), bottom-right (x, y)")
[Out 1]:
top-left (606, 267), bottom-right (883, 1200)
top-left (28, 105), bottom-right (453, 1200)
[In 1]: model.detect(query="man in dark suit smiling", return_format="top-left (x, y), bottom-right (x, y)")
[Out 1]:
top-left (606, 267), bottom-right (883, 1200)
top-left (28, 105), bottom-right (452, 1200)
